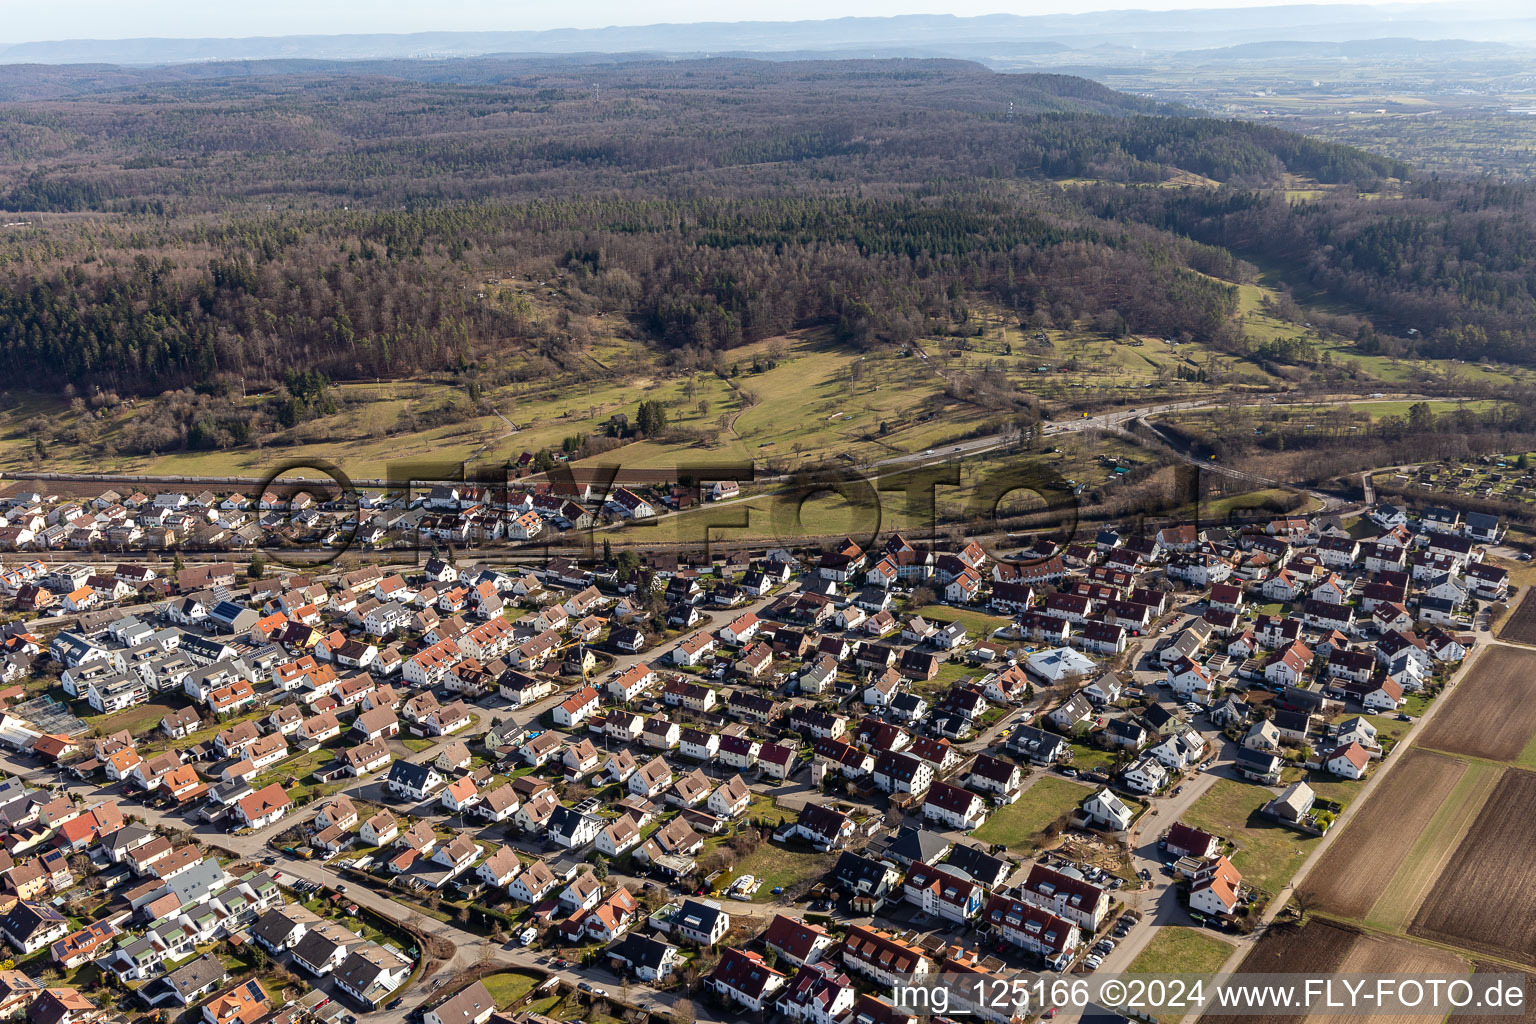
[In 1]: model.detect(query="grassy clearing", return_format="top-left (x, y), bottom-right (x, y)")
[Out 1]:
top-left (907, 659), bottom-right (981, 698)
top-left (1272, 399), bottom-right (1503, 421)
top-left (971, 776), bottom-right (1087, 848)
top-left (1363, 759), bottom-right (1501, 933)
top-left (481, 970), bottom-right (544, 1008)
top-left (1126, 926), bottom-right (1235, 975)
top-left (745, 794), bottom-right (794, 827)
top-left (910, 605), bottom-right (1013, 638)
top-left (730, 843), bottom-right (835, 901)
top-left (525, 992), bottom-right (625, 1024)
top-left (1291, 769), bottom-right (1364, 808)
top-left (572, 331), bottom-right (967, 473)
top-left (256, 742), bottom-right (345, 801)
top-left (81, 695), bottom-right (184, 738)
top-left (1067, 741), bottom-right (1116, 771)
top-left (1364, 714), bottom-right (1412, 746)
top-left (1182, 779), bottom-right (1318, 896)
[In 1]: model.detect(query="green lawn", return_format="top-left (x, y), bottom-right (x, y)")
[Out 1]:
top-left (1182, 779), bottom-right (1318, 896)
top-left (402, 738), bottom-right (437, 753)
top-left (1278, 768), bottom-right (1364, 808)
top-left (1126, 926), bottom-right (1235, 975)
top-left (913, 659), bottom-right (979, 697)
top-left (972, 776), bottom-right (1087, 848)
top-left (1364, 714), bottom-right (1412, 746)
top-left (910, 605), bottom-right (1013, 639)
top-left (526, 992), bottom-right (627, 1024)
top-left (258, 743), bottom-right (341, 789)
top-left (1068, 741), bottom-right (1117, 771)
top-left (482, 970), bottom-right (544, 1008)
top-left (730, 843), bottom-right (836, 902)
top-left (745, 794), bottom-right (794, 827)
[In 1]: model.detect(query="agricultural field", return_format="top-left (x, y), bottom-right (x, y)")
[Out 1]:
top-left (1212, 920), bottom-right (1470, 1024)
top-left (0, 328), bottom-right (972, 481)
top-left (925, 315), bottom-right (1269, 399)
top-left (1230, 279), bottom-right (1536, 390)
top-left (1079, 48), bottom-right (1536, 180)
top-left (1497, 587), bottom-right (1536, 647)
top-left (614, 436), bottom-right (1165, 548)
top-left (1301, 750), bottom-right (1500, 930)
top-left (0, 379), bottom-right (514, 480)
top-left (1409, 769), bottom-right (1536, 965)
top-left (1417, 646), bottom-right (1536, 767)
top-left (1182, 779), bottom-right (1319, 896)
top-left (1454, 966), bottom-right (1536, 1024)
top-left (572, 331), bottom-right (969, 471)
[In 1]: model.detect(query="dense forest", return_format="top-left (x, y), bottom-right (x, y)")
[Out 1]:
top-left (1072, 179), bottom-right (1536, 362)
top-left (0, 57), bottom-right (1525, 390)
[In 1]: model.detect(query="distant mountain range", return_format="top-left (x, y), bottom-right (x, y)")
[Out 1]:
top-left (1, 3), bottom-right (1531, 66)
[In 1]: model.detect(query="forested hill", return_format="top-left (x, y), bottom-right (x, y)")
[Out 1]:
top-left (0, 57), bottom-right (1526, 392)
top-left (0, 59), bottom-right (1399, 212)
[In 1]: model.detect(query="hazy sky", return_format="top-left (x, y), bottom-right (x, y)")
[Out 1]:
top-left (0, 0), bottom-right (1456, 42)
